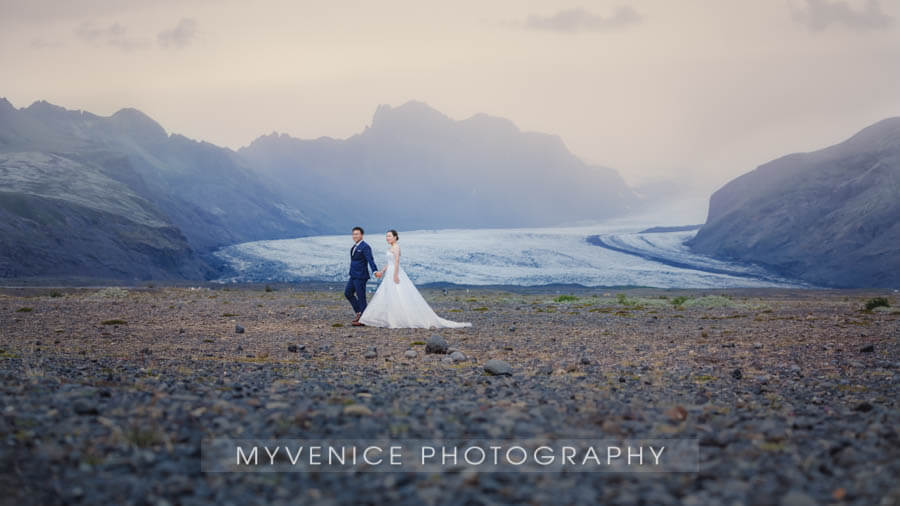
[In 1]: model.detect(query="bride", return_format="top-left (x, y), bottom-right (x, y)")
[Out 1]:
top-left (358, 230), bottom-right (471, 329)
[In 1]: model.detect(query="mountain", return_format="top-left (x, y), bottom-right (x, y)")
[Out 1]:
top-left (0, 98), bottom-right (321, 281)
top-left (239, 100), bottom-right (638, 231)
top-left (688, 117), bottom-right (900, 288)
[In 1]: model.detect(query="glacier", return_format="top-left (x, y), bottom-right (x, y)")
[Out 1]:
top-left (212, 221), bottom-right (808, 289)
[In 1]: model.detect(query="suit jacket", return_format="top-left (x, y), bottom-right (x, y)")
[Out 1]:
top-left (349, 240), bottom-right (378, 280)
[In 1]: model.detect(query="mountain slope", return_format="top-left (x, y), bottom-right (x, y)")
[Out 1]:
top-left (0, 98), bottom-right (322, 280)
top-left (688, 117), bottom-right (900, 288)
top-left (0, 152), bottom-right (208, 280)
top-left (239, 100), bottom-right (638, 231)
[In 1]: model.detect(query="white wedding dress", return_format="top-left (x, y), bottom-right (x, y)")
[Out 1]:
top-left (359, 247), bottom-right (471, 329)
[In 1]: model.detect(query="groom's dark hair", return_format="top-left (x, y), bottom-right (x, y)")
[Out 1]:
top-left (352, 226), bottom-right (364, 234)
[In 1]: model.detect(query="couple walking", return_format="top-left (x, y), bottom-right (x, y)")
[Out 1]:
top-left (344, 227), bottom-right (471, 329)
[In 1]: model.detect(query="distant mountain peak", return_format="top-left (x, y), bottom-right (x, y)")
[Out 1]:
top-left (842, 116), bottom-right (900, 152)
top-left (0, 97), bottom-right (13, 112)
top-left (459, 112), bottom-right (519, 134)
top-left (24, 99), bottom-right (72, 118)
top-left (370, 100), bottom-right (452, 131)
top-left (110, 107), bottom-right (168, 143)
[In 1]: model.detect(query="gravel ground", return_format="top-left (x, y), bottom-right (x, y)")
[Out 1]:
top-left (0, 285), bottom-right (898, 505)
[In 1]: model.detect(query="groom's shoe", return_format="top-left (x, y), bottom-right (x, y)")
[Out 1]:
top-left (353, 312), bottom-right (362, 322)
top-left (352, 320), bottom-right (365, 327)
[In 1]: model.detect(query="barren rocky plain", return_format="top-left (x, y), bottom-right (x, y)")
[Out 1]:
top-left (0, 284), bottom-right (897, 505)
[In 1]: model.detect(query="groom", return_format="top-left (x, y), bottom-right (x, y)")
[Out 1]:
top-left (345, 226), bottom-right (379, 326)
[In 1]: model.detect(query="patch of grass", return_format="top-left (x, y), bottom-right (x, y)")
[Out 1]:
top-left (448, 309), bottom-right (462, 312)
top-left (864, 297), bottom-right (890, 311)
top-left (332, 323), bottom-right (344, 327)
top-left (126, 426), bottom-right (163, 448)
top-left (49, 290), bottom-right (63, 298)
top-left (671, 295), bottom-right (690, 307)
top-left (101, 319), bottom-right (127, 325)
top-left (554, 295), bottom-right (579, 303)
top-left (472, 307), bottom-right (489, 312)
top-left (411, 341), bottom-right (426, 345)
top-left (681, 295), bottom-right (738, 309)
top-left (694, 375), bottom-right (716, 382)
top-left (265, 284), bottom-right (274, 292)
top-left (0, 349), bottom-right (18, 359)
top-left (16, 307), bottom-right (33, 312)
top-left (222, 313), bottom-right (239, 317)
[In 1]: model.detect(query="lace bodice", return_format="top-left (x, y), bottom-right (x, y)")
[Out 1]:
top-left (384, 247), bottom-right (400, 269)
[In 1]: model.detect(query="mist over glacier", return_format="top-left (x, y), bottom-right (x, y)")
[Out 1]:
top-left (213, 220), bottom-right (805, 289)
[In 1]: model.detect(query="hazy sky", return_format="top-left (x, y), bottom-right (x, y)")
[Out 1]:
top-left (2, 0), bottom-right (899, 190)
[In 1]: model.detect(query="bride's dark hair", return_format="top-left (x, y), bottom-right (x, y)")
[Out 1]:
top-left (388, 229), bottom-right (398, 240)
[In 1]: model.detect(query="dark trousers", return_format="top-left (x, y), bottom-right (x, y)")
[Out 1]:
top-left (344, 277), bottom-right (368, 314)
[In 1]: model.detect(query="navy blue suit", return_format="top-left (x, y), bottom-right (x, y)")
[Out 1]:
top-left (345, 240), bottom-right (378, 314)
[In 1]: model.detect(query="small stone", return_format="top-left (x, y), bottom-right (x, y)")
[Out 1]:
top-left (731, 368), bottom-right (743, 380)
top-left (753, 342), bottom-right (763, 349)
top-left (779, 490), bottom-right (817, 506)
top-left (425, 334), bottom-right (449, 354)
top-left (235, 325), bottom-right (245, 334)
top-left (441, 357), bottom-right (453, 364)
top-left (853, 402), bottom-right (873, 412)
top-left (484, 359), bottom-right (512, 376)
top-left (343, 404), bottom-right (373, 416)
top-left (73, 399), bottom-right (98, 416)
top-left (287, 344), bottom-right (298, 353)
top-left (665, 405), bottom-right (688, 422)
top-left (450, 351), bottom-right (467, 363)
top-left (404, 350), bottom-right (417, 359)
top-left (363, 347), bottom-right (377, 359)
top-left (508, 326), bottom-right (516, 332)
top-left (580, 356), bottom-right (591, 365)
top-left (859, 344), bottom-right (874, 353)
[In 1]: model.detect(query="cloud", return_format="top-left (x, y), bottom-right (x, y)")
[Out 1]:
top-left (524, 5), bottom-right (642, 33)
top-left (790, 0), bottom-right (894, 32)
top-left (75, 21), bottom-right (148, 51)
top-left (158, 18), bottom-right (198, 49)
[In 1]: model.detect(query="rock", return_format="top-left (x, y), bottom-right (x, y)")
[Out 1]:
top-left (665, 405), bottom-right (688, 422)
top-left (779, 490), bottom-right (817, 506)
top-left (854, 401), bottom-right (873, 412)
top-left (450, 351), bottom-right (467, 363)
top-left (287, 344), bottom-right (298, 353)
top-left (73, 399), bottom-right (98, 416)
top-left (363, 347), bottom-right (377, 359)
top-left (753, 342), bottom-right (763, 349)
top-left (580, 356), bottom-right (591, 365)
top-left (484, 359), bottom-right (512, 376)
top-left (508, 326), bottom-right (516, 332)
top-left (404, 350), bottom-right (417, 359)
top-left (343, 404), bottom-right (373, 416)
top-left (235, 324), bottom-right (244, 334)
top-left (425, 334), bottom-right (449, 354)
top-left (859, 344), bottom-right (874, 353)
top-left (731, 368), bottom-right (743, 380)
top-left (441, 357), bottom-right (453, 364)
